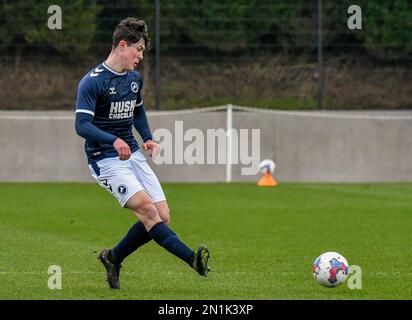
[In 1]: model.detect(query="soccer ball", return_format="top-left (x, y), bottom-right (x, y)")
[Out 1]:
top-left (312, 252), bottom-right (349, 287)
top-left (259, 159), bottom-right (275, 174)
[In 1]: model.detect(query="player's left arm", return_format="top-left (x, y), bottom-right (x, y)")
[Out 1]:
top-left (133, 94), bottom-right (159, 158)
top-left (133, 76), bottom-right (160, 158)
top-left (133, 102), bottom-right (152, 142)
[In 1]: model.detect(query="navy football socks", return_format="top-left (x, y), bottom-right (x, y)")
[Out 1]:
top-left (149, 222), bottom-right (195, 266)
top-left (112, 221), bottom-right (152, 263)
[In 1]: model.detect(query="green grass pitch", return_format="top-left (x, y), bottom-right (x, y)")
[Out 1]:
top-left (0, 183), bottom-right (411, 299)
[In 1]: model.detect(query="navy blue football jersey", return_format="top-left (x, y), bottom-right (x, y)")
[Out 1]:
top-left (75, 62), bottom-right (152, 163)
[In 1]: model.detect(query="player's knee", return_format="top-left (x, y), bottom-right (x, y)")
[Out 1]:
top-left (157, 204), bottom-right (170, 225)
top-left (162, 211), bottom-right (170, 225)
top-left (138, 202), bottom-right (159, 222)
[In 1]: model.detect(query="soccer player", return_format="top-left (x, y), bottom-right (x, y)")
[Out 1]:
top-left (74, 18), bottom-right (211, 289)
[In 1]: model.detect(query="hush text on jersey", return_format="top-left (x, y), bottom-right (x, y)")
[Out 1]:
top-left (109, 99), bottom-right (138, 119)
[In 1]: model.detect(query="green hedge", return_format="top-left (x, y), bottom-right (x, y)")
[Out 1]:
top-left (0, 1), bottom-right (410, 60)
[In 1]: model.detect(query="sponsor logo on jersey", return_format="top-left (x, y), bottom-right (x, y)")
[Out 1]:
top-left (109, 87), bottom-right (117, 95)
top-left (109, 99), bottom-right (137, 119)
top-left (90, 67), bottom-right (104, 77)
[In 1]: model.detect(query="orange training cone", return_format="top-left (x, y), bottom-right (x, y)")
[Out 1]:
top-left (257, 172), bottom-right (277, 187)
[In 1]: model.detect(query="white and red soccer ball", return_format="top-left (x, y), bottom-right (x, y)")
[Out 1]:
top-left (312, 252), bottom-right (349, 287)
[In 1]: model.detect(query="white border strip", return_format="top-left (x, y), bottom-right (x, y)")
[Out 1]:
top-left (75, 109), bottom-right (95, 116)
top-left (1, 105), bottom-right (412, 120)
top-left (102, 62), bottom-right (127, 75)
top-left (232, 105), bottom-right (412, 120)
top-left (147, 105), bottom-right (227, 116)
top-left (0, 114), bottom-right (74, 120)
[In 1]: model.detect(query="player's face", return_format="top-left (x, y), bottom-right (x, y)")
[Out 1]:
top-left (121, 39), bottom-right (145, 71)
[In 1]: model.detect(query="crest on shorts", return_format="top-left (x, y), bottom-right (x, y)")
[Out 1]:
top-left (131, 82), bottom-right (139, 93)
top-left (118, 184), bottom-right (128, 195)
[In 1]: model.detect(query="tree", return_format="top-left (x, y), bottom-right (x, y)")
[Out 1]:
top-left (93, 0), bottom-right (155, 50)
top-left (0, 0), bottom-right (101, 72)
top-left (161, 0), bottom-right (268, 54)
top-left (359, 0), bottom-right (412, 60)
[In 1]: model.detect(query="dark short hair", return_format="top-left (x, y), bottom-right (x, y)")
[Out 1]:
top-left (112, 17), bottom-right (150, 49)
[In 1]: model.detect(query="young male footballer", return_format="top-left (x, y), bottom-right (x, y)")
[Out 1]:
top-left (74, 17), bottom-right (210, 289)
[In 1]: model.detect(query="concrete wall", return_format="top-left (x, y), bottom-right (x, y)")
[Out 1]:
top-left (1, 109), bottom-right (411, 182)
top-left (233, 111), bottom-right (412, 182)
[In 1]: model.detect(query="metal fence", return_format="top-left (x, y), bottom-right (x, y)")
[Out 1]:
top-left (0, 1), bottom-right (411, 111)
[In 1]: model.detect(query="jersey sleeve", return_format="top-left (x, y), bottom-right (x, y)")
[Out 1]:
top-left (133, 78), bottom-right (152, 142)
top-left (75, 77), bottom-right (98, 116)
top-left (136, 76), bottom-right (144, 108)
top-left (75, 112), bottom-right (118, 144)
top-left (133, 104), bottom-right (152, 142)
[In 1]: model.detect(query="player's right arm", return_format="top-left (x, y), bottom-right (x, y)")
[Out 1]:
top-left (74, 77), bottom-right (131, 160)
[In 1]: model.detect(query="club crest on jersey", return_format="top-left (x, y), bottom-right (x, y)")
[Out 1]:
top-left (131, 81), bottom-right (139, 93)
top-left (109, 99), bottom-right (137, 119)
